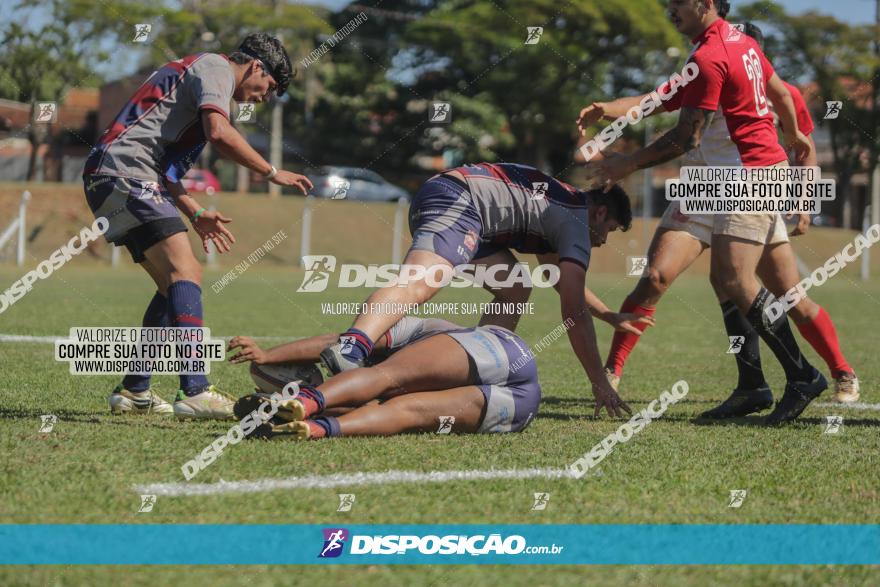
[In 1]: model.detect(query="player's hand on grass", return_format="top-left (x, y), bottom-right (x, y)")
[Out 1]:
top-left (271, 170), bottom-right (313, 195)
top-left (193, 210), bottom-right (235, 254)
top-left (576, 102), bottom-right (607, 135)
top-left (790, 213), bottom-right (810, 237)
top-left (605, 312), bottom-right (655, 335)
top-left (592, 380), bottom-right (632, 419)
top-left (228, 336), bottom-right (268, 364)
top-left (784, 130), bottom-right (812, 163)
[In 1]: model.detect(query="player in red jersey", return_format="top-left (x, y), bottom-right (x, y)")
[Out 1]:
top-left (583, 0), bottom-right (827, 424)
top-left (575, 18), bottom-right (859, 412)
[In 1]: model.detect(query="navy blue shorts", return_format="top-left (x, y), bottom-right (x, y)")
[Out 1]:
top-left (408, 175), bottom-right (485, 265)
top-left (445, 326), bottom-right (541, 434)
top-left (84, 174), bottom-right (184, 241)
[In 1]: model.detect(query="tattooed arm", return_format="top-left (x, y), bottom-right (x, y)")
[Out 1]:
top-left (584, 107), bottom-right (715, 191)
top-left (629, 107), bottom-right (715, 169)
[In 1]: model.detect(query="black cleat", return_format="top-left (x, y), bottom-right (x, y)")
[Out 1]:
top-left (699, 386), bottom-right (774, 419)
top-left (765, 369), bottom-right (828, 426)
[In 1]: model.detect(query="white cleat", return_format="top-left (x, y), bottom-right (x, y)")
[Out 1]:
top-left (832, 372), bottom-right (860, 404)
top-left (605, 368), bottom-right (620, 392)
top-left (108, 385), bottom-right (173, 415)
top-left (173, 386), bottom-right (235, 420)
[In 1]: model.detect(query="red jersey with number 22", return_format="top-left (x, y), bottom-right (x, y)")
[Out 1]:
top-left (663, 19), bottom-right (787, 167)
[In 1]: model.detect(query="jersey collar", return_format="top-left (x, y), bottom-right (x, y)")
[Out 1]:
top-left (691, 17), bottom-right (725, 45)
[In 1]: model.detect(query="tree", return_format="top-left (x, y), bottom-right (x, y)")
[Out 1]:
top-left (403, 0), bottom-right (682, 172)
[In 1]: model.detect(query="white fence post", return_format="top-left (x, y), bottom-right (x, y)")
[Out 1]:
top-left (391, 196), bottom-right (407, 264)
top-left (862, 205), bottom-right (872, 281)
top-left (16, 191), bottom-right (30, 266)
top-left (205, 202), bottom-right (218, 267)
top-left (299, 195), bottom-right (313, 265)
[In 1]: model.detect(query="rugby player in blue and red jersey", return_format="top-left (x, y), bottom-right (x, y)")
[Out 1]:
top-left (321, 162), bottom-right (648, 418)
top-left (83, 34), bottom-right (313, 419)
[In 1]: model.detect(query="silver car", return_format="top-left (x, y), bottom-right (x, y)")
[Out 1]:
top-left (308, 166), bottom-right (409, 202)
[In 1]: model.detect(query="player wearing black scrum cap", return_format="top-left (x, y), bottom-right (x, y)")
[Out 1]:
top-left (83, 33), bottom-right (313, 419)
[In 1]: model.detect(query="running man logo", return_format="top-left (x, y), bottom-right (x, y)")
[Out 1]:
top-left (337, 493), bottom-right (356, 512)
top-left (318, 528), bottom-right (349, 558)
top-left (530, 492), bottom-right (550, 511)
top-left (530, 182), bottom-right (549, 200)
top-left (728, 489), bottom-right (747, 508)
top-left (34, 103), bottom-right (57, 124)
top-left (725, 23), bottom-right (744, 41)
top-left (39, 414), bottom-right (57, 433)
top-left (627, 256), bottom-right (648, 277)
top-left (824, 415), bottom-right (843, 434)
top-left (436, 416), bottom-right (455, 434)
top-left (297, 255), bottom-right (337, 292)
top-left (138, 494), bottom-right (156, 513)
top-left (525, 27), bottom-right (544, 45)
top-left (134, 182), bottom-right (166, 206)
top-left (727, 336), bottom-right (745, 354)
top-left (330, 179), bottom-right (351, 199)
top-left (236, 102), bottom-right (256, 123)
top-left (824, 101), bottom-right (842, 120)
top-left (430, 102), bottom-right (451, 123)
top-left (133, 24), bottom-right (152, 43)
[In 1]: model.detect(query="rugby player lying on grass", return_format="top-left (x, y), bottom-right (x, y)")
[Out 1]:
top-left (226, 316), bottom-right (540, 439)
top-left (321, 165), bottom-right (650, 418)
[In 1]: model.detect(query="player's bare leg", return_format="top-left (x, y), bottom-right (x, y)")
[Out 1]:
top-left (605, 228), bottom-right (706, 384)
top-left (475, 249), bottom-right (532, 331)
top-left (321, 249), bottom-right (452, 374)
top-left (240, 334), bottom-right (476, 437)
top-left (710, 235), bottom-right (825, 424)
top-left (284, 386), bottom-right (485, 439)
top-left (758, 242), bottom-right (859, 402)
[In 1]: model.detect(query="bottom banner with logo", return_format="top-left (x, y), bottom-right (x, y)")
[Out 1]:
top-left (1, 524), bottom-right (878, 564)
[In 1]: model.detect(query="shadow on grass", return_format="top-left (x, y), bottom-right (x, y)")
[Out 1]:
top-left (691, 415), bottom-right (880, 428)
top-left (0, 407), bottom-right (187, 429)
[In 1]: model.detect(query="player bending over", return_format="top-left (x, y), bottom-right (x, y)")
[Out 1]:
top-left (320, 163), bottom-right (648, 418)
top-left (582, 0), bottom-right (827, 424)
top-left (574, 19), bottom-right (859, 416)
top-left (82, 34), bottom-right (313, 419)
top-left (227, 316), bottom-right (541, 439)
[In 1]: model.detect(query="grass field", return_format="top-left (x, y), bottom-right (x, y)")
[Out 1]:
top-left (1, 185), bottom-right (879, 585)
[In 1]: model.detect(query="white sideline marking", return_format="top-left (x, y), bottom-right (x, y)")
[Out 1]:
top-left (135, 467), bottom-right (580, 497)
top-left (0, 333), bottom-right (294, 344)
top-left (815, 402), bottom-right (880, 411)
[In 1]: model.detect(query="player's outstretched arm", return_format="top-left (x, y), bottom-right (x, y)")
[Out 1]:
top-left (229, 333), bottom-right (340, 364)
top-left (536, 253), bottom-right (654, 334)
top-left (583, 107), bottom-right (715, 192)
top-left (229, 330), bottom-right (392, 365)
top-left (201, 110), bottom-right (313, 195)
top-left (576, 95), bottom-right (649, 134)
top-left (574, 93), bottom-right (661, 164)
top-left (558, 260), bottom-right (632, 418)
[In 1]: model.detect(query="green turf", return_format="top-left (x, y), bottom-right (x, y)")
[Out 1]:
top-left (1, 254), bottom-right (878, 584)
